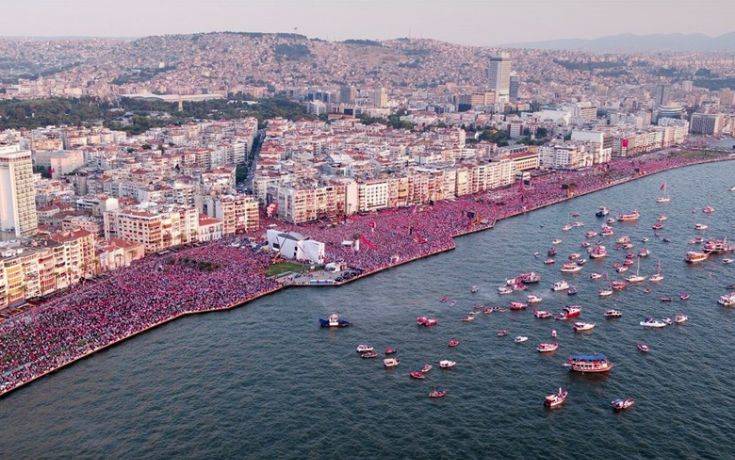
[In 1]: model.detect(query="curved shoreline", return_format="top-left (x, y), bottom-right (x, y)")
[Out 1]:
top-left (1, 153), bottom-right (732, 399)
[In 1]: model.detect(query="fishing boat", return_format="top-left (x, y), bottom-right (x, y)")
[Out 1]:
top-left (544, 388), bottom-right (568, 409)
top-left (656, 182), bottom-right (670, 203)
top-left (599, 288), bottom-right (614, 297)
top-left (604, 309), bottom-right (622, 318)
top-left (566, 354), bottom-right (613, 373)
top-left (448, 338), bottom-right (460, 348)
top-left (618, 210), bottom-right (640, 222)
top-left (719, 292), bottom-right (735, 307)
top-left (596, 206), bottom-right (610, 218)
top-left (428, 387), bottom-right (447, 398)
top-left (551, 280), bottom-right (570, 291)
top-left (589, 245), bottom-right (607, 259)
top-left (561, 262), bottom-right (583, 273)
top-left (383, 358), bottom-right (400, 368)
top-left (557, 306), bottom-right (581, 320)
top-left (509, 301), bottom-right (527, 311)
top-left (360, 351), bottom-right (378, 358)
top-left (703, 205), bottom-right (715, 214)
top-left (497, 286), bottom-right (514, 295)
top-left (409, 371), bottom-right (426, 379)
top-left (420, 364), bottom-right (433, 373)
top-left (439, 360), bottom-right (456, 369)
top-left (611, 398), bottom-right (635, 411)
top-left (694, 223), bottom-right (708, 231)
top-left (527, 294), bottom-right (543, 304)
top-left (545, 258), bottom-right (556, 265)
top-left (640, 317), bottom-right (667, 328)
top-left (572, 322), bottom-right (595, 332)
top-left (356, 344), bottom-right (374, 353)
top-left (637, 342), bottom-right (650, 353)
top-left (416, 316), bottom-right (438, 327)
top-left (514, 336), bottom-right (528, 343)
top-left (319, 313), bottom-right (352, 328)
top-left (537, 342), bottom-right (559, 353)
top-left (685, 251), bottom-right (709, 264)
top-left (534, 310), bottom-right (553, 319)
top-left (674, 313), bottom-right (688, 324)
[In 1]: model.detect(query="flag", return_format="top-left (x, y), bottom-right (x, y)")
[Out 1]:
top-left (659, 182), bottom-right (666, 191)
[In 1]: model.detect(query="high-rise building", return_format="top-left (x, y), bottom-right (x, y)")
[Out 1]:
top-left (719, 88), bottom-right (734, 108)
top-left (509, 74), bottom-right (520, 102)
top-left (487, 53), bottom-right (512, 102)
top-left (654, 84), bottom-right (670, 107)
top-left (0, 144), bottom-right (38, 237)
top-left (339, 84), bottom-right (356, 104)
top-left (690, 113), bottom-right (723, 135)
top-left (373, 87), bottom-right (388, 108)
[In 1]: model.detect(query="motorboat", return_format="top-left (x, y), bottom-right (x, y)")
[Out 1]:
top-left (509, 301), bottom-right (528, 311)
top-left (599, 288), bottom-right (614, 297)
top-left (674, 313), bottom-right (688, 324)
top-left (638, 248), bottom-right (650, 258)
top-left (544, 388), bottom-right (568, 409)
top-left (562, 223), bottom-right (573, 232)
top-left (572, 220), bottom-right (584, 227)
top-left (616, 236), bottom-right (631, 245)
top-left (360, 350), bottom-right (378, 359)
top-left (383, 357), bottom-right (400, 368)
top-left (385, 347), bottom-right (398, 355)
top-left (470, 285), bottom-right (479, 293)
top-left (514, 336), bottom-right (528, 343)
top-left (534, 310), bottom-right (553, 319)
top-left (497, 329), bottom-right (509, 337)
top-left (589, 272), bottom-right (603, 280)
top-left (497, 286), bottom-right (514, 295)
top-left (416, 316), bottom-right (438, 327)
top-left (719, 292), bottom-right (735, 307)
top-left (660, 296), bottom-right (673, 303)
top-left (724, 259), bottom-right (735, 265)
top-left (439, 360), bottom-right (456, 369)
top-left (568, 253), bottom-right (582, 261)
top-left (589, 245), bottom-right (607, 259)
top-left (572, 322), bottom-right (595, 332)
top-left (685, 251), bottom-right (709, 264)
top-left (651, 222), bottom-right (664, 231)
top-left (518, 272), bottom-right (542, 284)
top-left (560, 262), bottom-right (583, 273)
top-left (618, 210), bottom-right (640, 222)
top-left (581, 241), bottom-right (591, 249)
top-left (320, 313), bottom-right (351, 328)
top-left (537, 342), bottom-right (559, 353)
top-left (551, 280), bottom-right (570, 291)
top-left (596, 207), bottom-right (610, 218)
top-left (611, 398), bottom-right (635, 411)
top-left (703, 239), bottom-right (734, 254)
top-left (663, 317), bottom-right (673, 325)
top-left (607, 217), bottom-right (617, 225)
top-left (429, 387), bottom-right (447, 398)
top-left (585, 231), bottom-right (598, 239)
top-left (462, 314), bottom-right (476, 322)
top-left (694, 223), bottom-right (708, 231)
top-left (616, 265), bottom-right (629, 274)
top-left (420, 364), bottom-right (433, 373)
top-left (556, 306), bottom-right (581, 320)
top-left (703, 205), bottom-right (715, 214)
top-left (567, 286), bottom-right (578, 296)
top-left (527, 294), bottom-right (543, 304)
top-left (552, 239), bottom-right (562, 245)
top-left (601, 226), bottom-right (614, 236)
top-left (658, 214), bottom-right (668, 221)
top-left (356, 344), bottom-right (374, 353)
top-left (545, 258), bottom-right (556, 265)
top-left (448, 338), bottom-right (460, 348)
top-left (566, 354), bottom-right (613, 373)
top-left (689, 237), bottom-right (704, 245)
top-left (640, 317), bottom-right (667, 328)
top-left (604, 309), bottom-right (622, 318)
top-left (637, 342), bottom-right (650, 353)
top-left (611, 280), bottom-right (627, 291)
top-left (410, 371), bottom-right (426, 379)
top-left (680, 292), bottom-right (690, 301)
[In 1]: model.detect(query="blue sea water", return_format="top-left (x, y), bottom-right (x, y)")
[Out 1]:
top-left (1, 161), bottom-right (735, 459)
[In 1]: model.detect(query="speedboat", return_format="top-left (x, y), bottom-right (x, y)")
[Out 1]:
top-left (703, 205), bottom-right (715, 214)
top-left (409, 371), bottom-right (426, 379)
top-left (552, 239), bottom-right (562, 245)
top-left (360, 350), bottom-right (378, 359)
top-left (320, 313), bottom-right (351, 328)
top-left (439, 360), bottom-right (456, 369)
top-left (509, 301), bottom-right (528, 311)
top-left (556, 306), bottom-right (581, 320)
top-left (674, 313), bottom-right (688, 324)
top-left (719, 292), bottom-right (735, 306)
top-left (534, 310), bottom-right (553, 319)
top-left (514, 336), bottom-right (528, 343)
top-left (589, 272), bottom-right (603, 280)
top-left (544, 388), bottom-right (568, 409)
top-left (566, 353), bottom-right (613, 373)
top-left (498, 286), bottom-right (514, 295)
top-left (596, 207), bottom-right (610, 218)
top-left (527, 294), bottom-right (543, 304)
top-left (551, 280), bottom-right (570, 291)
top-left (448, 338), bottom-right (460, 348)
top-left (611, 398), bottom-right (635, 411)
top-left (680, 292), bottom-right (690, 301)
top-left (417, 316), bottom-right (438, 327)
top-left (497, 329), bottom-right (508, 337)
top-left (599, 288), bottom-right (614, 297)
top-left (685, 251), bottom-right (708, 264)
top-left (356, 344), bottom-right (374, 353)
top-left (429, 387), bottom-right (447, 398)
top-left (537, 342), bottom-right (559, 353)
top-left (604, 309), bottom-right (622, 318)
top-left (640, 317), bottom-right (667, 328)
top-left (637, 342), bottom-right (650, 353)
top-left (560, 262), bottom-right (582, 273)
top-left (572, 322), bottom-right (595, 332)
top-left (420, 363), bottom-right (433, 373)
top-left (694, 223), bottom-right (708, 231)
top-left (544, 258), bottom-right (556, 265)
top-left (383, 357), bottom-right (400, 368)
top-left (724, 258), bottom-right (735, 265)
top-left (470, 285), bottom-right (479, 293)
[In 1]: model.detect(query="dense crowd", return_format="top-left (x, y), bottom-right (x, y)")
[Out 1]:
top-left (0, 151), bottom-right (725, 396)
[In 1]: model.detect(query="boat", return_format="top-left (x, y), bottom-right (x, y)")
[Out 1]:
top-left (731, 186), bottom-right (735, 192)
top-left (589, 245), bottom-right (607, 259)
top-left (552, 239), bottom-right (562, 245)
top-left (585, 231), bottom-right (598, 239)
top-left (674, 313), bottom-right (688, 324)
top-left (601, 225), bottom-right (614, 236)
top-left (680, 292), bottom-right (690, 301)
top-left (616, 265), bottom-right (628, 274)
top-left (685, 251), bottom-right (709, 264)
top-left (658, 214), bottom-right (667, 221)
top-left (544, 258), bottom-right (556, 265)
top-left (662, 238), bottom-right (673, 244)
top-left (567, 286), bottom-right (578, 296)
top-left (385, 347), bottom-right (398, 355)
top-left (448, 338), bottom-right (460, 348)
top-left (577, 258), bottom-right (588, 266)
top-left (557, 306), bottom-right (581, 320)
top-left (439, 360), bottom-right (456, 369)
top-left (703, 239), bottom-right (733, 254)
top-left (649, 260), bottom-right (664, 282)
top-left (514, 336), bottom-right (528, 343)
top-left (518, 272), bottom-right (542, 284)
top-left (497, 286), bottom-right (514, 295)
top-left (638, 248), bottom-right (650, 258)
top-left (651, 222), bottom-right (664, 231)
top-left (618, 210), bottom-right (640, 222)
top-left (527, 294), bottom-right (543, 304)
top-left (703, 205), bottom-right (715, 214)
top-left (544, 388), bottom-right (568, 409)
top-left (409, 371), bottom-right (426, 379)
top-left (470, 285), bottom-right (479, 293)
top-left (356, 344), bottom-right (374, 353)
top-left (640, 317), bottom-right (667, 328)
top-left (566, 353), bottom-right (613, 373)
top-left (548, 247), bottom-right (557, 257)
top-left (641, 237), bottom-right (649, 242)
top-left (724, 258), bottom-right (734, 264)
top-left (551, 280), bottom-right (570, 291)
top-left (611, 280), bottom-right (627, 291)
top-left (568, 253), bottom-right (581, 261)
top-left (596, 207), bottom-right (610, 218)
top-left (462, 314), bottom-right (476, 322)
top-left (663, 317), bottom-right (673, 325)
top-left (360, 350), bottom-right (378, 359)
top-left (562, 223), bottom-right (573, 232)
top-left (611, 398), bottom-right (635, 411)
top-left (560, 262), bottom-right (582, 273)
top-left (607, 217), bottom-right (617, 225)
top-left (416, 316), bottom-right (438, 327)
top-left (616, 236), bottom-right (631, 245)
top-left (383, 357), bottom-right (400, 368)
top-left (589, 272), bottom-right (603, 280)
top-left (694, 223), bottom-right (708, 231)
top-left (660, 296), bottom-right (673, 303)
top-left (537, 342), bottom-right (559, 353)
top-left (637, 343), bottom-right (650, 353)
top-left (656, 182), bottom-right (670, 203)
top-left (428, 387), bottom-right (447, 398)
top-left (689, 237), bottom-right (704, 245)
top-left (719, 292), bottom-right (735, 306)
top-left (581, 241), bottom-right (591, 249)
top-left (604, 309), bottom-right (622, 318)
top-left (497, 329), bottom-right (508, 337)
top-left (599, 288), bottom-right (614, 297)
top-left (509, 301), bottom-right (528, 311)
top-left (572, 322), bottom-right (595, 332)
top-left (572, 221), bottom-right (584, 227)
top-left (625, 258), bottom-right (646, 283)
top-left (420, 364), bottom-right (433, 373)
top-left (319, 313), bottom-right (351, 328)
top-left (534, 310), bottom-right (553, 319)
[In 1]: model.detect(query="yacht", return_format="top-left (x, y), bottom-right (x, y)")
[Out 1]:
top-left (640, 317), bottom-right (668, 328)
top-left (572, 322), bottom-right (595, 332)
top-left (551, 280), bottom-right (570, 291)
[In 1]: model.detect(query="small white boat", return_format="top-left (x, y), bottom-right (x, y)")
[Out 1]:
top-left (560, 262), bottom-right (583, 273)
top-left (611, 397), bottom-right (635, 411)
top-left (604, 309), bottom-right (622, 318)
top-left (723, 259), bottom-right (734, 265)
top-left (599, 289), bottom-right (614, 297)
top-left (572, 322), bottom-right (595, 332)
top-left (674, 313), bottom-right (688, 324)
top-left (551, 280), bottom-right (570, 291)
top-left (383, 357), bottom-right (400, 368)
top-left (552, 239), bottom-right (562, 245)
top-left (498, 286), bottom-right (513, 295)
top-left (545, 388), bottom-right (568, 409)
top-left (527, 294), bottom-right (543, 304)
top-left (562, 224), bottom-right (573, 232)
top-left (356, 344), bottom-right (374, 353)
top-left (514, 336), bottom-right (528, 343)
top-left (694, 223), bottom-right (708, 231)
top-left (589, 272), bottom-right (603, 280)
top-left (439, 360), bottom-right (456, 369)
top-left (537, 342), bottom-right (559, 353)
top-left (719, 292), bottom-right (735, 307)
top-left (640, 318), bottom-right (667, 328)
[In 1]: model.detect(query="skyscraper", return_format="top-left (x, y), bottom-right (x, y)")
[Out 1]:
top-left (339, 84), bottom-right (357, 104)
top-left (0, 144), bottom-right (38, 237)
top-left (373, 87), bottom-right (387, 108)
top-left (487, 53), bottom-right (512, 102)
top-left (509, 74), bottom-right (520, 102)
top-left (654, 84), bottom-right (670, 107)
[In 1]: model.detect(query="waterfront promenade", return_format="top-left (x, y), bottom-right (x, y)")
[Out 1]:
top-left (0, 151), bottom-right (730, 398)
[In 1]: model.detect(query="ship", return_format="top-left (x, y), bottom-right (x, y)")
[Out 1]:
top-left (685, 251), bottom-right (709, 264)
top-left (618, 210), bottom-right (640, 222)
top-left (319, 313), bottom-right (351, 328)
top-left (566, 353), bottom-right (613, 373)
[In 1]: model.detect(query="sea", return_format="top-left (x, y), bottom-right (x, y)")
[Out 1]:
top-left (1, 161), bottom-right (735, 459)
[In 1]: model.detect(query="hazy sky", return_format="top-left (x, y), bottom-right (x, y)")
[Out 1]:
top-left (2, 0), bottom-right (734, 45)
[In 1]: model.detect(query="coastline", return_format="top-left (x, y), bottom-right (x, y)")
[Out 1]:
top-left (1, 152), bottom-right (732, 399)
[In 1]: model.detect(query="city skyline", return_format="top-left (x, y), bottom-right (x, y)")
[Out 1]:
top-left (1, 0), bottom-right (734, 45)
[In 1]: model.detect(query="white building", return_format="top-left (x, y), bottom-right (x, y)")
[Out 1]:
top-left (266, 229), bottom-right (325, 264)
top-left (0, 144), bottom-right (38, 237)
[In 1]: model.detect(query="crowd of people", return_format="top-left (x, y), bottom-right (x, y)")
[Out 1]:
top-left (0, 150), bottom-right (725, 396)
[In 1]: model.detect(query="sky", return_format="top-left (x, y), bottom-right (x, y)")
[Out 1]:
top-left (2, 0), bottom-right (734, 45)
